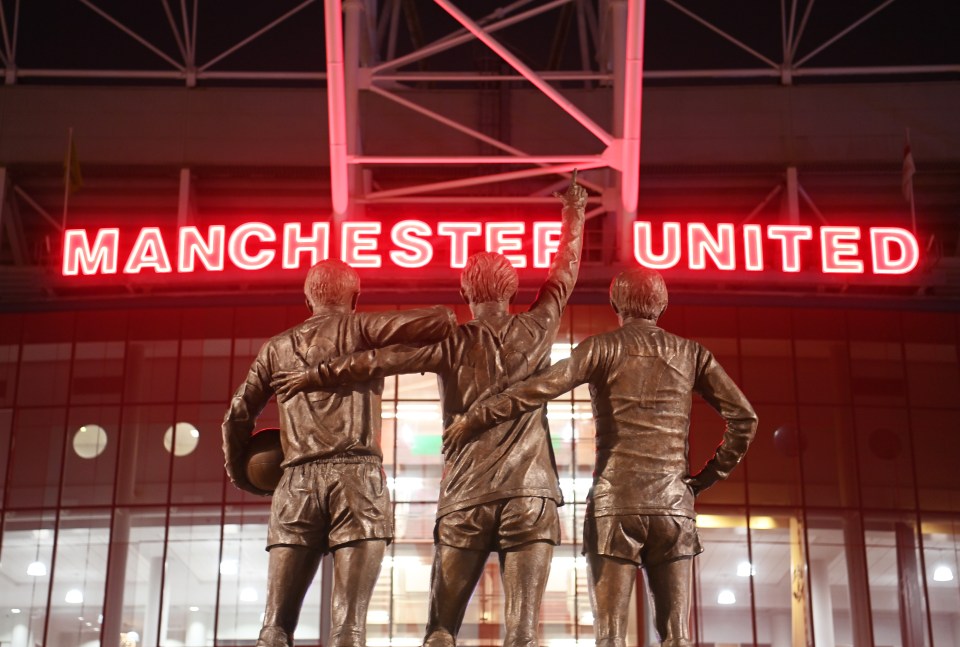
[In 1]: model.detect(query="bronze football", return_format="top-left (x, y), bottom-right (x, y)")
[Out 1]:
top-left (244, 428), bottom-right (283, 494)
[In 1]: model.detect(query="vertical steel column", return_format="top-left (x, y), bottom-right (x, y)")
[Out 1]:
top-left (325, 0), bottom-right (350, 217)
top-left (620, 0), bottom-right (644, 214)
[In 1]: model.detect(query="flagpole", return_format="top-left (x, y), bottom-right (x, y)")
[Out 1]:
top-left (903, 127), bottom-right (917, 234)
top-left (62, 126), bottom-right (73, 231)
top-left (907, 133), bottom-right (917, 235)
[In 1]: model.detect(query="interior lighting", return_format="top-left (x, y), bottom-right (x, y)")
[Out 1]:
top-left (65, 589), bottom-right (84, 604)
top-left (11, 608), bottom-right (21, 614)
top-left (240, 587), bottom-right (258, 602)
top-left (219, 559), bottom-right (238, 575)
top-left (717, 590), bottom-right (736, 605)
top-left (737, 561), bottom-right (755, 577)
top-left (933, 566), bottom-right (954, 582)
top-left (127, 631), bottom-right (140, 643)
top-left (189, 606), bottom-right (199, 612)
top-left (26, 561), bottom-right (47, 577)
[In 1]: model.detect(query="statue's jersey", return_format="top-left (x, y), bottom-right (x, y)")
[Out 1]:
top-left (462, 319), bottom-right (757, 519)
top-left (222, 306), bottom-right (457, 476)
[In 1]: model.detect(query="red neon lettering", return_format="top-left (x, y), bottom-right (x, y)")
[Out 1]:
top-left (533, 222), bottom-right (562, 268)
top-left (63, 229), bottom-right (119, 275)
top-left (871, 227), bottom-right (919, 274)
top-left (124, 227), bottom-right (172, 274)
top-left (342, 222), bottom-right (382, 268)
top-left (178, 226), bottom-right (225, 272)
top-left (767, 225), bottom-right (813, 272)
top-left (743, 225), bottom-right (764, 271)
top-left (820, 226), bottom-right (864, 274)
top-left (437, 222), bottom-right (482, 269)
top-left (485, 222), bottom-right (527, 268)
top-left (228, 222), bottom-right (276, 270)
top-left (633, 222), bottom-right (681, 269)
top-left (390, 220), bottom-right (433, 268)
top-left (283, 222), bottom-right (330, 269)
top-left (688, 223), bottom-right (736, 270)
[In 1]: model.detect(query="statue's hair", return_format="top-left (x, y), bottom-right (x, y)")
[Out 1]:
top-left (609, 268), bottom-right (668, 321)
top-left (303, 259), bottom-right (360, 306)
top-left (460, 252), bottom-right (519, 304)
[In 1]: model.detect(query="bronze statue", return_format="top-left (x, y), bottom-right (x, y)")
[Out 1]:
top-left (444, 269), bottom-right (757, 647)
top-left (273, 177), bottom-right (587, 647)
top-left (222, 259), bottom-right (457, 647)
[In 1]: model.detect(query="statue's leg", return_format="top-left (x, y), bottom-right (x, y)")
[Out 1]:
top-left (423, 544), bottom-right (489, 647)
top-left (587, 552), bottom-right (636, 647)
top-left (645, 557), bottom-right (693, 647)
top-left (499, 541), bottom-right (553, 647)
top-left (329, 539), bottom-right (388, 647)
top-left (258, 545), bottom-right (323, 647)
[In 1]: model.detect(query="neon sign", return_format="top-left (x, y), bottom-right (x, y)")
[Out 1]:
top-left (62, 220), bottom-right (920, 277)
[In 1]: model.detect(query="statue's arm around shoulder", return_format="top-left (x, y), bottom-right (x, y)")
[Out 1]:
top-left (359, 305), bottom-right (458, 348)
top-left (444, 337), bottom-right (601, 453)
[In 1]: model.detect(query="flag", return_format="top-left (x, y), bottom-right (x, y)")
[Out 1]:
top-left (64, 135), bottom-right (83, 195)
top-left (901, 136), bottom-right (915, 203)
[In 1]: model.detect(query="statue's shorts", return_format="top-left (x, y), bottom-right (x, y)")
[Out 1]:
top-left (267, 457), bottom-right (393, 553)
top-left (434, 496), bottom-right (561, 552)
top-left (583, 514), bottom-right (703, 568)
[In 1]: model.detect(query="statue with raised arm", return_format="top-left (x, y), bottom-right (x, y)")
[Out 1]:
top-left (445, 269), bottom-right (757, 647)
top-left (273, 174), bottom-right (587, 647)
top-left (222, 259), bottom-right (457, 647)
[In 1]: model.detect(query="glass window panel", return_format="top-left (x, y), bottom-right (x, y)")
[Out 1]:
top-left (61, 406), bottom-right (120, 507)
top-left (393, 402), bottom-right (443, 504)
top-left (744, 404), bottom-right (802, 507)
top-left (384, 542), bottom-right (434, 644)
top-left (217, 506), bottom-right (277, 644)
top-left (0, 408), bottom-right (11, 505)
top-left (855, 407), bottom-right (915, 510)
top-left (847, 310), bottom-right (902, 342)
top-left (797, 406), bottom-right (859, 507)
top-left (865, 517), bottom-right (931, 646)
top-left (922, 517), bottom-right (960, 646)
top-left (46, 509), bottom-right (110, 647)
top-left (794, 339), bottom-right (851, 404)
top-left (102, 507), bottom-right (167, 647)
top-left (0, 510), bottom-right (56, 644)
top-left (17, 341), bottom-right (72, 407)
top-left (849, 341), bottom-right (907, 407)
top-left (0, 313), bottom-right (21, 408)
top-left (160, 507), bottom-right (224, 647)
top-left (178, 339), bottom-right (233, 403)
top-left (71, 341), bottom-right (125, 405)
top-left (393, 502), bottom-right (435, 544)
top-left (805, 515), bottom-right (856, 646)
top-left (573, 426), bottom-right (594, 495)
top-left (912, 409), bottom-right (960, 512)
top-left (748, 512), bottom-right (795, 647)
top-left (169, 403), bottom-right (228, 505)
top-left (124, 340), bottom-right (179, 403)
top-left (692, 512), bottom-right (755, 644)
top-left (740, 338), bottom-right (794, 404)
top-left (904, 341), bottom-right (960, 408)
top-left (116, 406), bottom-right (175, 506)
top-left (397, 372), bottom-right (442, 401)
top-left (7, 407), bottom-right (66, 509)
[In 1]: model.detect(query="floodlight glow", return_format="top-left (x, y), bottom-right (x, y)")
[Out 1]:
top-left (717, 589), bottom-right (736, 605)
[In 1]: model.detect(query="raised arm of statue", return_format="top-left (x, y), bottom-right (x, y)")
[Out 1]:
top-left (528, 171), bottom-right (587, 318)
